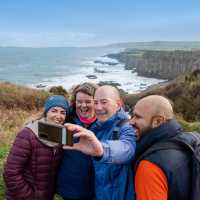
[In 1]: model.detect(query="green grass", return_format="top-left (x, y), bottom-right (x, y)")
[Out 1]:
top-left (0, 147), bottom-right (10, 200)
top-left (55, 194), bottom-right (63, 200)
top-left (0, 148), bottom-right (7, 160)
top-left (0, 173), bottom-right (5, 200)
top-left (179, 120), bottom-right (200, 132)
top-left (0, 139), bottom-right (11, 200)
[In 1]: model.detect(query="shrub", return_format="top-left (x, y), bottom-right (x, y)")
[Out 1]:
top-left (0, 82), bottom-right (50, 110)
top-left (49, 86), bottom-right (69, 97)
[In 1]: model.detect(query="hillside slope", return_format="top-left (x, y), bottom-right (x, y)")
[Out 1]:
top-left (124, 69), bottom-right (200, 122)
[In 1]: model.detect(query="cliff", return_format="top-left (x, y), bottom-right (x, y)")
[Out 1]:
top-left (108, 49), bottom-right (200, 80)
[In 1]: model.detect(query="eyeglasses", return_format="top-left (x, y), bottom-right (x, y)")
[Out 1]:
top-left (76, 100), bottom-right (93, 105)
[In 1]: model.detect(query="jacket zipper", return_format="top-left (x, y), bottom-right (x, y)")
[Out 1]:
top-left (53, 148), bottom-right (57, 155)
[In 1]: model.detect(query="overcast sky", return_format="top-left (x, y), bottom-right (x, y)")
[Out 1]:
top-left (0, 0), bottom-right (200, 47)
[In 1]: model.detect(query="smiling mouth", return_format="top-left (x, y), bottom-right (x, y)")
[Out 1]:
top-left (96, 112), bottom-right (106, 117)
top-left (80, 110), bottom-right (89, 114)
top-left (54, 119), bottom-right (62, 124)
top-left (80, 107), bottom-right (89, 111)
top-left (133, 127), bottom-right (139, 135)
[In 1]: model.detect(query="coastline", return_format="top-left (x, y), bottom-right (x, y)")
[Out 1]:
top-left (106, 49), bottom-right (200, 80)
top-left (0, 46), bottom-right (167, 94)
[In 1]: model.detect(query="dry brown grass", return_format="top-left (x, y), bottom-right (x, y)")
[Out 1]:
top-left (0, 82), bottom-right (50, 110)
top-left (0, 108), bottom-right (38, 146)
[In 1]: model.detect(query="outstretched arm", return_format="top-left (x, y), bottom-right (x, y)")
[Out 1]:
top-left (63, 123), bottom-right (136, 164)
top-left (99, 123), bottom-right (136, 164)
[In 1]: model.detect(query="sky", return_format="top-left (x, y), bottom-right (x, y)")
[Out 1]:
top-left (0, 0), bottom-right (200, 47)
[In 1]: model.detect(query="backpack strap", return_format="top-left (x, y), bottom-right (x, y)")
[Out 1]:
top-left (112, 119), bottom-right (130, 140)
top-left (135, 139), bottom-right (191, 171)
top-left (139, 132), bottom-right (200, 159)
top-left (176, 132), bottom-right (200, 152)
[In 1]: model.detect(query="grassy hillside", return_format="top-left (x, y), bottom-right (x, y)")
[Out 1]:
top-left (124, 69), bottom-right (200, 126)
top-left (107, 41), bottom-right (200, 50)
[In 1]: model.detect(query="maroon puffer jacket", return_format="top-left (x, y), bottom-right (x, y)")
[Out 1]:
top-left (3, 126), bottom-right (63, 200)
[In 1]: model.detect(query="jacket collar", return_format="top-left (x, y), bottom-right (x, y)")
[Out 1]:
top-left (135, 118), bottom-right (182, 158)
top-left (26, 118), bottom-right (60, 147)
top-left (96, 108), bottom-right (128, 129)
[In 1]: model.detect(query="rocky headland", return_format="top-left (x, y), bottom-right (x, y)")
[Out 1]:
top-left (106, 48), bottom-right (200, 122)
top-left (108, 49), bottom-right (200, 80)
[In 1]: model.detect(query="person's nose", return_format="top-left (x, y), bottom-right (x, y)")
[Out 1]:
top-left (130, 116), bottom-right (136, 125)
top-left (56, 112), bottom-right (64, 120)
top-left (95, 102), bottom-right (102, 110)
top-left (81, 102), bottom-right (87, 107)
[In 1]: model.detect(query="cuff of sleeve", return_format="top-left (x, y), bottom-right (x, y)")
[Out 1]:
top-left (93, 142), bottom-right (110, 162)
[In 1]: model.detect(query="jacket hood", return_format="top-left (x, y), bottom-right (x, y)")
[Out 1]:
top-left (135, 118), bottom-right (182, 159)
top-left (96, 108), bottom-right (128, 128)
top-left (25, 119), bottom-right (60, 147)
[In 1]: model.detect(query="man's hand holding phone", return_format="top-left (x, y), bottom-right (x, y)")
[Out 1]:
top-left (63, 123), bottom-right (104, 157)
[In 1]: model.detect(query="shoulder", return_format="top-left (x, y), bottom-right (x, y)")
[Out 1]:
top-left (71, 116), bottom-right (83, 126)
top-left (118, 120), bottom-right (136, 136)
top-left (145, 145), bottom-right (191, 171)
top-left (135, 160), bottom-right (168, 200)
top-left (136, 160), bottom-right (167, 182)
top-left (6, 128), bottom-right (35, 158)
top-left (13, 127), bottom-right (37, 148)
top-left (16, 127), bottom-right (36, 140)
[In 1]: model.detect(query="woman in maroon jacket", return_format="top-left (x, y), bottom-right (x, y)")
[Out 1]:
top-left (4, 95), bottom-right (69, 200)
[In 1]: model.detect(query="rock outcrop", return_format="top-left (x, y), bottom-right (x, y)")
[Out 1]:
top-left (108, 50), bottom-right (200, 80)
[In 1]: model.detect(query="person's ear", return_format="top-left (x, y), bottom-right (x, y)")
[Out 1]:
top-left (152, 116), bottom-right (165, 128)
top-left (116, 99), bottom-right (123, 109)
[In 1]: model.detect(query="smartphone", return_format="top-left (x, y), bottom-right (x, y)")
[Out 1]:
top-left (38, 121), bottom-right (73, 146)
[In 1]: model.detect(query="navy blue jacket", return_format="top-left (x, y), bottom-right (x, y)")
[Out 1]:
top-left (134, 119), bottom-right (191, 200)
top-left (56, 116), bottom-right (97, 199)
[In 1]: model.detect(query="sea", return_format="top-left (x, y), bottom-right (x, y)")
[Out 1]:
top-left (0, 46), bottom-right (165, 93)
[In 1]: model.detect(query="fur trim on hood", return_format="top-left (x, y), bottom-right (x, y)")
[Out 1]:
top-left (26, 118), bottom-right (60, 147)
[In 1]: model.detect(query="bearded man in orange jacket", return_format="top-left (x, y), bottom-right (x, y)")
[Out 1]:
top-left (131, 95), bottom-right (191, 200)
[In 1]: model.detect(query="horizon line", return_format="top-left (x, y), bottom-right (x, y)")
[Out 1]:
top-left (1, 40), bottom-right (200, 49)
